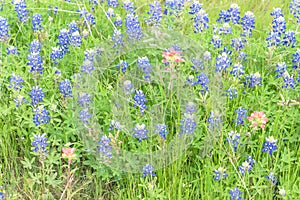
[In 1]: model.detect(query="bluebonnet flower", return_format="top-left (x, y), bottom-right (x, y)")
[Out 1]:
top-left (164, 0), bottom-right (185, 16)
top-left (32, 133), bottom-right (48, 153)
top-left (238, 156), bottom-right (255, 175)
top-left (207, 111), bottom-right (222, 130)
top-left (59, 79), bottom-right (72, 97)
top-left (219, 46), bottom-right (232, 56)
top-left (109, 120), bottom-right (122, 131)
top-left (33, 106), bottom-right (50, 126)
top-left (106, 8), bottom-right (115, 18)
top-left (217, 10), bottom-right (230, 23)
top-left (54, 68), bottom-right (61, 75)
top-left (271, 8), bottom-right (283, 18)
top-left (108, 0), bottom-right (119, 7)
top-left (9, 74), bottom-right (24, 90)
top-left (142, 164), bottom-right (156, 177)
top-left (230, 63), bottom-right (244, 77)
top-left (282, 72), bottom-right (296, 89)
top-left (203, 51), bottom-right (211, 60)
top-left (193, 9), bottom-right (209, 33)
top-left (194, 73), bottom-right (209, 94)
top-left (179, 113), bottom-right (197, 135)
top-left (0, 191), bottom-right (4, 199)
top-left (265, 172), bottom-right (277, 185)
top-left (191, 58), bottom-right (203, 72)
top-left (138, 56), bottom-right (152, 80)
top-left (231, 38), bottom-right (246, 51)
top-left (112, 29), bottom-right (124, 48)
top-left (186, 75), bottom-right (195, 86)
top-left (247, 156), bottom-right (256, 166)
top-left (70, 31), bottom-right (82, 47)
top-left (226, 88), bottom-right (238, 100)
top-left (116, 60), bottom-right (128, 73)
top-left (89, 0), bottom-right (100, 6)
top-left (77, 8), bottom-right (96, 26)
top-left (30, 86), bottom-right (44, 106)
top-left (68, 20), bottom-right (79, 35)
top-left (72, 73), bottom-right (82, 85)
top-left (282, 31), bottom-right (296, 47)
top-left (234, 107), bottom-right (248, 126)
top-left (31, 13), bottom-right (43, 31)
top-left (98, 135), bottom-right (112, 158)
top-left (262, 136), bottom-right (278, 156)
top-left (57, 29), bottom-right (70, 54)
top-left (214, 167), bottom-right (228, 181)
top-left (125, 13), bottom-right (143, 41)
top-left (78, 93), bottom-right (90, 107)
top-left (84, 12), bottom-right (96, 26)
top-left (79, 109), bottom-right (92, 124)
top-left (185, 102), bottom-right (197, 114)
top-left (215, 52), bottom-right (231, 72)
top-left (219, 23), bottom-right (232, 35)
top-left (47, 5), bottom-right (52, 16)
top-left (229, 188), bottom-right (243, 200)
top-left (169, 44), bottom-right (181, 52)
top-left (133, 90), bottom-right (147, 114)
top-left (12, 0), bottom-right (29, 23)
top-left (123, 80), bottom-right (135, 95)
top-left (123, 0), bottom-right (135, 13)
top-left (238, 52), bottom-right (247, 61)
top-left (292, 49), bottom-right (300, 69)
top-left (29, 39), bottom-right (42, 53)
top-left (298, 71), bottom-right (300, 83)
top-left (241, 11), bottom-right (255, 37)
top-left (80, 48), bottom-right (99, 74)
top-left (266, 31), bottom-right (281, 47)
top-left (53, 6), bottom-right (58, 16)
top-left (133, 124), bottom-right (148, 141)
top-left (0, 16), bottom-right (10, 41)
top-left (146, 1), bottom-right (162, 26)
top-left (275, 62), bottom-right (287, 78)
top-left (272, 16), bottom-right (286, 36)
top-left (50, 47), bottom-right (63, 65)
top-left (290, 0), bottom-right (300, 23)
top-left (189, 1), bottom-right (202, 15)
top-left (81, 59), bottom-right (94, 74)
top-left (226, 131), bottom-right (241, 151)
top-left (155, 124), bottom-right (168, 140)
top-left (244, 72), bottom-right (262, 88)
top-left (114, 15), bottom-right (122, 27)
top-left (7, 46), bottom-right (19, 55)
top-left (211, 35), bottom-right (222, 48)
top-left (85, 47), bottom-right (101, 62)
top-left (14, 95), bottom-right (28, 107)
top-left (27, 52), bottom-right (44, 74)
top-left (228, 3), bottom-right (240, 24)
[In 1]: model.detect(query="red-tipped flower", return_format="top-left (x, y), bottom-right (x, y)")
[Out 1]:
top-left (162, 48), bottom-right (184, 64)
top-left (62, 148), bottom-right (77, 164)
top-left (248, 111), bottom-right (268, 130)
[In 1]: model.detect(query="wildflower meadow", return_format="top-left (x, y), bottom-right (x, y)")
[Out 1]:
top-left (0, 0), bottom-right (300, 199)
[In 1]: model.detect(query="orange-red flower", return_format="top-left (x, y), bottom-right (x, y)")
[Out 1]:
top-left (248, 111), bottom-right (268, 130)
top-left (162, 48), bottom-right (184, 64)
top-left (62, 148), bottom-right (77, 164)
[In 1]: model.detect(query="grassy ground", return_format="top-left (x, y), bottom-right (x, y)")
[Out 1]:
top-left (0, 0), bottom-right (299, 199)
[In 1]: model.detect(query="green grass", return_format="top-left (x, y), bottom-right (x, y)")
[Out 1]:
top-left (0, 0), bottom-right (299, 199)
